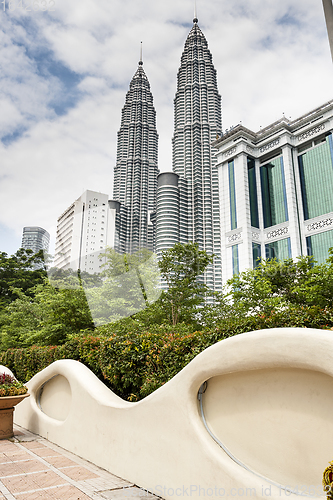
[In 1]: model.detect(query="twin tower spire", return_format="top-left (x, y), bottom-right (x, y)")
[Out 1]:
top-left (112, 16), bottom-right (223, 292)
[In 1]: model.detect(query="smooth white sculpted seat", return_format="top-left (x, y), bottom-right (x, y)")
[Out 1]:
top-left (14, 328), bottom-right (333, 499)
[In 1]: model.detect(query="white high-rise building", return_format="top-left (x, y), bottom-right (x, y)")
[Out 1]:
top-left (54, 190), bottom-right (119, 274)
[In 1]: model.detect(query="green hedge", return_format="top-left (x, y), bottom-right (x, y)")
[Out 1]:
top-left (0, 325), bottom-right (227, 401)
top-left (1, 306), bottom-right (332, 401)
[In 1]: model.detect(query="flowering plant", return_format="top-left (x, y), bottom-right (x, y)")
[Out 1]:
top-left (0, 373), bottom-right (28, 397)
top-left (323, 460), bottom-right (333, 500)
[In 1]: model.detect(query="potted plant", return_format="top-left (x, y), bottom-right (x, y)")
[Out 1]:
top-left (0, 372), bottom-right (30, 439)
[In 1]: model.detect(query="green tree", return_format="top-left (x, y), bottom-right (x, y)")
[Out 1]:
top-left (0, 280), bottom-right (94, 350)
top-left (84, 248), bottom-right (161, 325)
top-left (225, 250), bottom-right (333, 316)
top-left (158, 242), bottom-right (214, 325)
top-left (0, 249), bottom-right (47, 309)
top-left (47, 267), bottom-right (103, 290)
top-left (294, 249), bottom-right (333, 308)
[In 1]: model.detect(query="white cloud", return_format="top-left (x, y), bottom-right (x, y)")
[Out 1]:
top-left (43, 24), bottom-right (104, 73)
top-left (0, 90), bottom-right (120, 252)
top-left (0, 0), bottom-right (332, 255)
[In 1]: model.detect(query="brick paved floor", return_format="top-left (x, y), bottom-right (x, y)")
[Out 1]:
top-left (0, 425), bottom-right (158, 500)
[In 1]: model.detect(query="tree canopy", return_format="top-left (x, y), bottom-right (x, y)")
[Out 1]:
top-left (157, 242), bottom-right (214, 325)
top-left (83, 248), bottom-right (161, 325)
top-left (0, 249), bottom-right (47, 309)
top-left (0, 280), bottom-right (94, 350)
top-left (1, 243), bottom-right (333, 353)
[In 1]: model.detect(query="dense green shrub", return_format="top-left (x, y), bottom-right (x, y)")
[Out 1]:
top-left (1, 307), bottom-right (332, 401)
top-left (0, 325), bottom-right (226, 400)
top-left (0, 343), bottom-right (79, 382)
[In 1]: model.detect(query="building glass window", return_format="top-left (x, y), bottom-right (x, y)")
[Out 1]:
top-left (298, 135), bottom-right (333, 220)
top-left (265, 237), bottom-right (291, 261)
top-left (228, 160), bottom-right (237, 230)
top-left (306, 230), bottom-right (333, 264)
top-left (260, 156), bottom-right (288, 228)
top-left (232, 244), bottom-right (239, 275)
top-left (248, 157), bottom-right (259, 228)
top-left (252, 242), bottom-right (261, 268)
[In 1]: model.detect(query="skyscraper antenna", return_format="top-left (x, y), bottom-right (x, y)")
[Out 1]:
top-left (139, 41), bottom-right (143, 65)
top-left (193, 0), bottom-right (198, 23)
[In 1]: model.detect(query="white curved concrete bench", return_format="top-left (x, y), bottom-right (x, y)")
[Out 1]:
top-left (14, 328), bottom-right (333, 499)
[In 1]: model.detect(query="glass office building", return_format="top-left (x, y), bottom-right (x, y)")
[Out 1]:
top-left (21, 226), bottom-right (50, 269)
top-left (21, 226), bottom-right (50, 254)
top-left (260, 156), bottom-right (288, 228)
top-left (215, 100), bottom-right (333, 282)
top-left (248, 158), bottom-right (259, 229)
top-left (298, 134), bottom-right (333, 220)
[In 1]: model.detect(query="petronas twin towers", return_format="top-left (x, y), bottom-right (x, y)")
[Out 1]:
top-left (112, 17), bottom-right (222, 292)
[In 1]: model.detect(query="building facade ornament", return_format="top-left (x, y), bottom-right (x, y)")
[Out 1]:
top-left (227, 232), bottom-right (242, 243)
top-left (224, 147), bottom-right (237, 158)
top-left (306, 217), bottom-right (333, 232)
top-left (297, 123), bottom-right (325, 142)
top-left (266, 227), bottom-right (289, 239)
top-left (251, 232), bottom-right (260, 241)
top-left (259, 138), bottom-right (280, 154)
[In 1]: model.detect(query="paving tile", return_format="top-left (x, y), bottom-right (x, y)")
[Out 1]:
top-left (2, 470), bottom-right (66, 493)
top-left (44, 455), bottom-right (78, 468)
top-left (16, 492), bottom-right (52, 500)
top-left (32, 470), bottom-right (67, 489)
top-left (45, 485), bottom-right (92, 499)
top-left (16, 485), bottom-right (92, 499)
top-left (1, 475), bottom-right (35, 494)
top-left (0, 442), bottom-right (18, 452)
top-left (0, 461), bottom-right (23, 476)
top-left (30, 447), bottom-right (62, 458)
top-left (5, 426), bottom-right (161, 500)
top-left (61, 466), bottom-right (100, 482)
top-left (4, 450), bottom-right (32, 461)
top-left (0, 452), bottom-right (12, 463)
top-left (18, 459), bottom-right (49, 473)
top-left (21, 441), bottom-right (47, 450)
top-left (84, 477), bottom-right (132, 491)
top-left (100, 487), bottom-right (156, 499)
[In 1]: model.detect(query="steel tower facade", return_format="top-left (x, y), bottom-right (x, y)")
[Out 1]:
top-left (113, 58), bottom-right (159, 253)
top-left (171, 17), bottom-right (222, 290)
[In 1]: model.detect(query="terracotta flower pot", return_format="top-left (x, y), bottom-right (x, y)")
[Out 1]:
top-left (0, 394), bottom-right (30, 439)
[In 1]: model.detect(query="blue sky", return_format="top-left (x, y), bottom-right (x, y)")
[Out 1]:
top-left (0, 0), bottom-right (332, 257)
